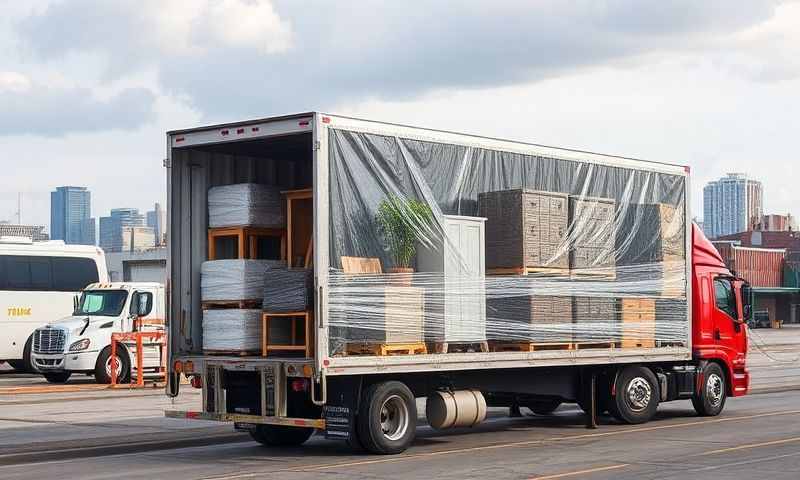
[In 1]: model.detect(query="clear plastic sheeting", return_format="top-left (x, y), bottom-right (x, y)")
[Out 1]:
top-left (201, 259), bottom-right (285, 302)
top-left (208, 183), bottom-right (285, 228)
top-left (202, 309), bottom-right (261, 352)
top-left (326, 128), bottom-right (688, 355)
top-left (262, 268), bottom-right (314, 313)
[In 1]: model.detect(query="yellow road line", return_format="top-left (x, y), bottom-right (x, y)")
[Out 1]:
top-left (698, 436), bottom-right (800, 456)
top-left (528, 464), bottom-right (629, 480)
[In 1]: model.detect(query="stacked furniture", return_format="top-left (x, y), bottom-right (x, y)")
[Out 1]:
top-left (616, 203), bottom-right (685, 297)
top-left (568, 196), bottom-right (616, 277)
top-left (200, 259), bottom-right (284, 354)
top-left (207, 183), bottom-right (286, 261)
top-left (417, 215), bottom-right (488, 352)
top-left (261, 267), bottom-right (314, 357)
top-left (487, 295), bottom-right (573, 344)
top-left (335, 256), bottom-right (427, 356)
top-left (478, 189), bottom-right (569, 274)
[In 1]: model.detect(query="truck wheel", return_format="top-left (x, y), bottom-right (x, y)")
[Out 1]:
top-left (526, 399), bottom-right (562, 415)
top-left (692, 363), bottom-right (727, 417)
top-left (44, 372), bottom-right (72, 383)
top-left (357, 381), bottom-right (416, 454)
top-left (250, 424), bottom-right (314, 447)
top-left (94, 346), bottom-right (131, 384)
top-left (610, 366), bottom-right (659, 424)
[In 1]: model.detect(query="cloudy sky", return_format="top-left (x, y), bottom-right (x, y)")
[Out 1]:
top-left (1, 0), bottom-right (798, 229)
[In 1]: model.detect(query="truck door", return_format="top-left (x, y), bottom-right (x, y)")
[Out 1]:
top-left (712, 276), bottom-right (747, 359)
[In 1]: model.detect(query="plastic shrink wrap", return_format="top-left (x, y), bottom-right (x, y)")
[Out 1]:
top-left (208, 183), bottom-right (285, 228)
top-left (201, 259), bottom-right (284, 302)
top-left (202, 309), bottom-right (261, 352)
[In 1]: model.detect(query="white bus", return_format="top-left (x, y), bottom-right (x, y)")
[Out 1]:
top-left (0, 237), bottom-right (108, 371)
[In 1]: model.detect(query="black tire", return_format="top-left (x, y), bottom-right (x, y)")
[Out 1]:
top-left (357, 381), bottom-right (416, 455)
top-left (44, 372), bottom-right (72, 383)
top-left (94, 346), bottom-right (131, 384)
top-left (525, 399), bottom-right (562, 415)
top-left (692, 362), bottom-right (727, 417)
top-left (610, 366), bottom-right (659, 424)
top-left (249, 424), bottom-right (314, 447)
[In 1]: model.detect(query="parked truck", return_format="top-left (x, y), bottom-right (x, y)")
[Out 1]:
top-left (165, 113), bottom-right (750, 454)
top-left (31, 282), bottom-right (165, 384)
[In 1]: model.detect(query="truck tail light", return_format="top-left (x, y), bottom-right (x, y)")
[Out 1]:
top-left (191, 375), bottom-right (202, 389)
top-left (173, 360), bottom-right (183, 373)
top-left (291, 378), bottom-right (309, 392)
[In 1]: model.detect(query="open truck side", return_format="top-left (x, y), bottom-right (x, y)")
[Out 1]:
top-left (165, 113), bottom-right (750, 454)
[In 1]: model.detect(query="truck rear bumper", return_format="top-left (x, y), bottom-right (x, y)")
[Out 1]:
top-left (165, 410), bottom-right (325, 429)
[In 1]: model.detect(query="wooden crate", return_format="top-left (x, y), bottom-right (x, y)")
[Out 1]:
top-left (261, 311), bottom-right (313, 357)
top-left (568, 196), bottom-right (616, 275)
top-left (478, 189), bottom-right (569, 271)
top-left (620, 298), bottom-right (656, 348)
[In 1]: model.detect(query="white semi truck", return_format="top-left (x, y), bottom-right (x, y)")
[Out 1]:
top-left (31, 282), bottom-right (165, 384)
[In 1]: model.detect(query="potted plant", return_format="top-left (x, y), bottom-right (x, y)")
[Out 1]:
top-left (375, 196), bottom-right (433, 285)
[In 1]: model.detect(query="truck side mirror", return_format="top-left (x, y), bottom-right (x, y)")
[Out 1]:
top-left (743, 304), bottom-right (752, 321)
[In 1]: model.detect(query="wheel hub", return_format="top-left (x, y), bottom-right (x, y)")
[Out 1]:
top-left (379, 394), bottom-right (409, 441)
top-left (626, 377), bottom-right (652, 412)
top-left (105, 355), bottom-right (123, 378)
top-left (706, 373), bottom-right (723, 407)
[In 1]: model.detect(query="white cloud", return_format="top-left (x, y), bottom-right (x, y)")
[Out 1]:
top-left (0, 71), bottom-right (31, 92)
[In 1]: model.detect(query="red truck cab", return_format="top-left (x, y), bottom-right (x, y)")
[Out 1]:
top-left (691, 224), bottom-right (750, 400)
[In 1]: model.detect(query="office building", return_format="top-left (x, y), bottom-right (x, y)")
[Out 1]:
top-left (760, 213), bottom-right (797, 232)
top-left (146, 202), bottom-right (166, 246)
top-left (99, 208), bottom-right (150, 252)
top-left (703, 173), bottom-right (763, 239)
top-left (50, 186), bottom-right (95, 245)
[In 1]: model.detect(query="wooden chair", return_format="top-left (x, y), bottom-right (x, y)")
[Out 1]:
top-left (262, 311), bottom-right (313, 357)
top-left (207, 226), bottom-right (286, 260)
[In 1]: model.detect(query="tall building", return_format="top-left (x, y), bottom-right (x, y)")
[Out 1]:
top-left (146, 202), bottom-right (166, 246)
top-left (99, 208), bottom-right (150, 252)
top-left (703, 173), bottom-right (763, 239)
top-left (50, 186), bottom-right (95, 245)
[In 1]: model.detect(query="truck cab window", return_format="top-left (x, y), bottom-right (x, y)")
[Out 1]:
top-left (714, 278), bottom-right (738, 320)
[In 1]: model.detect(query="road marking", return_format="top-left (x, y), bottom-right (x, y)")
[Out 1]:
top-left (697, 436), bottom-right (800, 456)
top-left (273, 409), bottom-right (800, 474)
top-left (528, 464), bottom-right (629, 480)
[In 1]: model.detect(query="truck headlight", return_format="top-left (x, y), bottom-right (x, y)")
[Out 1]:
top-left (69, 339), bottom-right (91, 352)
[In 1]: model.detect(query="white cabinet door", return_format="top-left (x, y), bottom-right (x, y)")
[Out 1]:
top-left (442, 217), bottom-right (486, 342)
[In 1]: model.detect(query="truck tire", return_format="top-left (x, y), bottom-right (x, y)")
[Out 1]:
top-left (44, 372), bottom-right (72, 383)
top-left (250, 424), bottom-right (314, 447)
top-left (94, 346), bottom-right (131, 384)
top-left (692, 362), bottom-right (727, 417)
top-left (610, 366), bottom-right (659, 424)
top-left (357, 381), bottom-right (416, 454)
top-left (525, 399), bottom-right (562, 415)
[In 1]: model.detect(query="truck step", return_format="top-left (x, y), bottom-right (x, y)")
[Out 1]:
top-left (344, 342), bottom-right (428, 356)
top-left (487, 341), bottom-right (574, 352)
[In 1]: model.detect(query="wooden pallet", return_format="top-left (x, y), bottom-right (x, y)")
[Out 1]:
top-left (573, 341), bottom-right (618, 350)
top-left (569, 268), bottom-right (617, 280)
top-left (487, 341), bottom-right (574, 352)
top-left (344, 342), bottom-right (428, 356)
top-left (487, 266), bottom-right (569, 276)
top-left (430, 341), bottom-right (489, 354)
top-left (203, 349), bottom-right (261, 357)
top-left (201, 299), bottom-right (262, 310)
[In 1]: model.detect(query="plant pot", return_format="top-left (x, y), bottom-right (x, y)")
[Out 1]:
top-left (387, 267), bottom-right (414, 286)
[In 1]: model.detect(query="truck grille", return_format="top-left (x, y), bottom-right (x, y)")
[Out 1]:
top-left (33, 328), bottom-right (66, 354)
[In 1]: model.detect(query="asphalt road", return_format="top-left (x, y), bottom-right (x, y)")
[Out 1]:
top-left (0, 390), bottom-right (799, 480)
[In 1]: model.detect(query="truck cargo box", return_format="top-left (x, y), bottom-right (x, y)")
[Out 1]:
top-left (167, 113), bottom-right (690, 380)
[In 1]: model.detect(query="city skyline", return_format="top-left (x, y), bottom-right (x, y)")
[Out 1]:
top-left (703, 173), bottom-right (764, 239)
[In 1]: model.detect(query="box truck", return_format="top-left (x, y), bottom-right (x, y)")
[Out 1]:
top-left (165, 113), bottom-right (750, 454)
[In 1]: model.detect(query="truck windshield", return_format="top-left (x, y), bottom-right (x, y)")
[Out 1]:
top-left (76, 290), bottom-right (128, 317)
